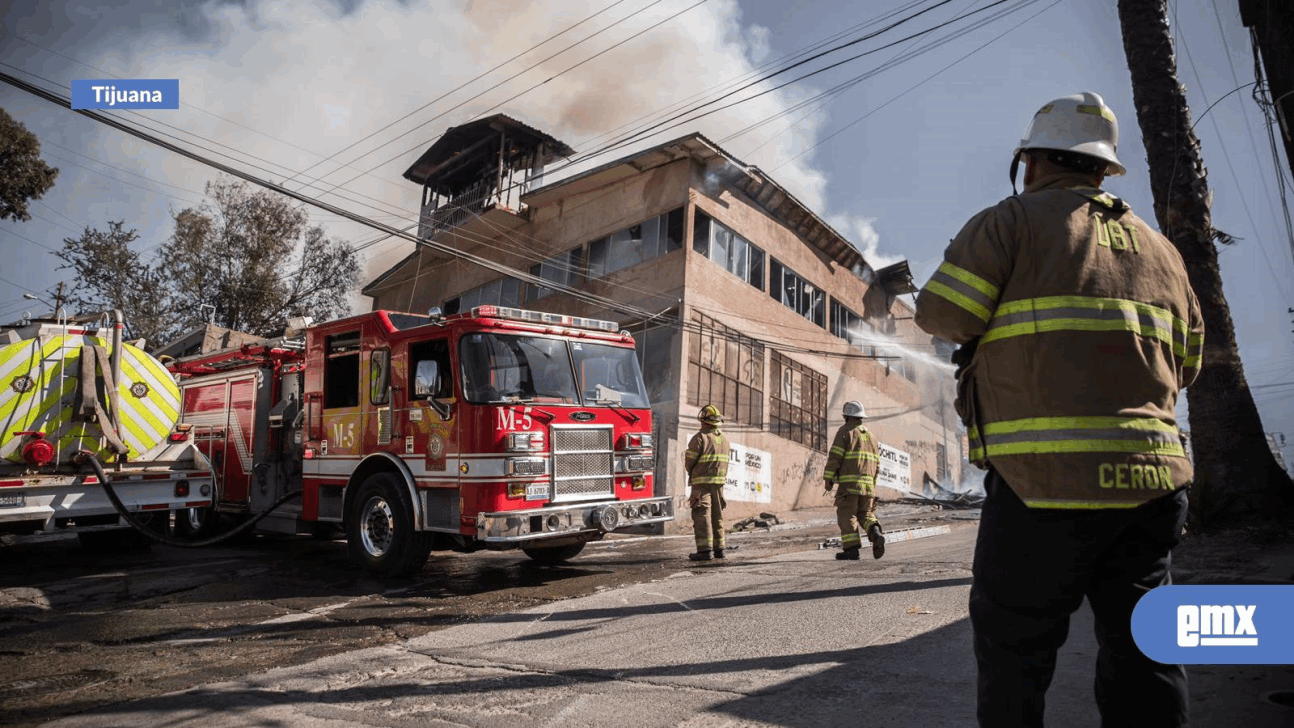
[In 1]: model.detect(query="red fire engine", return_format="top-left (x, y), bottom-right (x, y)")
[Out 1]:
top-left (169, 305), bottom-right (672, 576)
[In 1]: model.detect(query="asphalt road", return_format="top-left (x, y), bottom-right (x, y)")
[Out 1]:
top-left (4, 507), bottom-right (1291, 727)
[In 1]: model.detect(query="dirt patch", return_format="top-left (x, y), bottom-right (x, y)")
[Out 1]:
top-left (1173, 522), bottom-right (1294, 584)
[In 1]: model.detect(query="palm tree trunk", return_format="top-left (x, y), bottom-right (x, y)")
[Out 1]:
top-left (1118, 0), bottom-right (1292, 528)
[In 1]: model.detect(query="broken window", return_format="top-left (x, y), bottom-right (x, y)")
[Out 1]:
top-left (692, 211), bottom-right (765, 291)
top-left (587, 208), bottom-right (684, 280)
top-left (769, 258), bottom-right (824, 328)
top-left (529, 247), bottom-right (585, 301)
top-left (442, 276), bottom-right (524, 314)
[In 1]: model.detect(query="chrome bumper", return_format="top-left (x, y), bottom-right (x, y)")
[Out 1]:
top-left (476, 496), bottom-right (674, 543)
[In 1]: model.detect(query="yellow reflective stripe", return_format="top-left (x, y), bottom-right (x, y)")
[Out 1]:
top-left (939, 262), bottom-right (999, 298)
top-left (830, 447), bottom-right (846, 456)
top-left (985, 296), bottom-right (1188, 353)
top-left (925, 281), bottom-right (992, 323)
top-left (985, 439), bottom-right (1185, 456)
top-left (1023, 499), bottom-right (1140, 509)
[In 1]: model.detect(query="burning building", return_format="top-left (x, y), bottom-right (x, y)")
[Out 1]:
top-left (365, 114), bottom-right (964, 526)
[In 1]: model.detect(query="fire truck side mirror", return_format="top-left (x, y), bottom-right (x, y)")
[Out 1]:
top-left (414, 360), bottom-right (441, 399)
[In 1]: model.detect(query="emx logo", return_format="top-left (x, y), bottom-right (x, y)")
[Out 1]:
top-left (1177, 604), bottom-right (1257, 647)
top-left (1133, 585), bottom-right (1292, 664)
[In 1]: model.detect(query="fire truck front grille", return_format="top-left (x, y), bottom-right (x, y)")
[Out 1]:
top-left (551, 427), bottom-right (613, 502)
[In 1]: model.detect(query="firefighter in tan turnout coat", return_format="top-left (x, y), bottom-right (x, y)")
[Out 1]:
top-left (823, 401), bottom-right (885, 560)
top-left (915, 92), bottom-right (1203, 727)
top-left (685, 404), bottom-right (728, 562)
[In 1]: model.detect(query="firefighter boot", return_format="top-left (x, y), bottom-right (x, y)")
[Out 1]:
top-left (713, 547), bottom-right (725, 559)
top-left (869, 524), bottom-right (886, 559)
top-left (835, 547), bottom-right (861, 560)
top-left (688, 550), bottom-right (713, 562)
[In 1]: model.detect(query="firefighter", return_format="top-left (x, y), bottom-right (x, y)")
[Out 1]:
top-left (915, 92), bottom-right (1202, 727)
top-left (822, 400), bottom-right (884, 560)
top-left (685, 404), bottom-right (728, 561)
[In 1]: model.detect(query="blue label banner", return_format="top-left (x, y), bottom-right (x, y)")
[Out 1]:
top-left (1132, 585), bottom-right (1294, 664)
top-left (71, 80), bottom-right (179, 109)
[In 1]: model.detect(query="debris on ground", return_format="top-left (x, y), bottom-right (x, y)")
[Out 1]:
top-left (731, 512), bottom-right (781, 531)
top-left (898, 491), bottom-right (984, 509)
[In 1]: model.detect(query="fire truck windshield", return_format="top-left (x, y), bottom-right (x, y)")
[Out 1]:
top-left (459, 333), bottom-right (648, 408)
top-left (460, 333), bottom-right (578, 404)
top-left (570, 342), bottom-right (648, 408)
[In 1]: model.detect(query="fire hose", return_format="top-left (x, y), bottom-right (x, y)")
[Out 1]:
top-left (77, 450), bottom-right (302, 548)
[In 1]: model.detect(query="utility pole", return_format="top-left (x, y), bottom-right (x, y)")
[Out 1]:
top-left (1240, 0), bottom-right (1294, 183)
top-left (53, 281), bottom-right (65, 317)
top-left (1118, 0), bottom-right (1293, 527)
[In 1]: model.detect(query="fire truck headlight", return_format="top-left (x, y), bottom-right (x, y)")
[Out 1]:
top-left (506, 432), bottom-right (544, 451)
top-left (506, 458), bottom-right (546, 476)
top-left (546, 514), bottom-right (562, 531)
top-left (621, 433), bottom-right (653, 449)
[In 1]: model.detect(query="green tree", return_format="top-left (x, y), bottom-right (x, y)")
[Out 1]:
top-left (161, 178), bottom-right (360, 337)
top-left (0, 107), bottom-right (59, 222)
top-left (56, 221), bottom-right (175, 346)
top-left (57, 176), bottom-right (361, 349)
top-left (1118, 0), bottom-right (1293, 526)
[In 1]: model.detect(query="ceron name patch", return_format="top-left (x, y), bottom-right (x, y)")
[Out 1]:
top-left (71, 79), bottom-right (179, 109)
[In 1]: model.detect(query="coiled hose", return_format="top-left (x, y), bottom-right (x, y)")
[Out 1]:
top-left (77, 450), bottom-right (302, 548)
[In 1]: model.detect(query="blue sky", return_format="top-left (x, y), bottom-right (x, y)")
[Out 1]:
top-left (2, 0), bottom-right (1291, 466)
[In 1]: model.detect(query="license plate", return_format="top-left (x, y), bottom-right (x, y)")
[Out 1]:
top-left (0, 493), bottom-right (25, 508)
top-left (525, 483), bottom-right (549, 501)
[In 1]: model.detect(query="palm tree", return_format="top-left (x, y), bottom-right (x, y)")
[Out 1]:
top-left (1118, 0), bottom-right (1292, 527)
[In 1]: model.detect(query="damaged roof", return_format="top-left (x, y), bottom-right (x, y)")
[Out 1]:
top-left (523, 132), bottom-right (869, 272)
top-left (402, 113), bottom-right (576, 187)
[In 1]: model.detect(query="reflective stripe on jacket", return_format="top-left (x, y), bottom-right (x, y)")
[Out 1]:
top-left (823, 423), bottom-right (880, 495)
top-left (914, 171), bottom-right (1204, 509)
top-left (685, 428), bottom-right (728, 487)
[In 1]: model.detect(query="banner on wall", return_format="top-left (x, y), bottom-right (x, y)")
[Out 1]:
top-left (723, 442), bottom-right (773, 503)
top-left (877, 443), bottom-right (912, 493)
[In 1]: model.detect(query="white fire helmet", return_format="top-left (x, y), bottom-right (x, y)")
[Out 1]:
top-left (843, 401), bottom-right (866, 419)
top-left (1013, 92), bottom-right (1126, 177)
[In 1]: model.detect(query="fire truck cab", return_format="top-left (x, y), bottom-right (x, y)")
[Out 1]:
top-left (172, 306), bottom-right (672, 576)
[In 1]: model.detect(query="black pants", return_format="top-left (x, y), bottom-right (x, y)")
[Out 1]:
top-left (970, 468), bottom-right (1189, 727)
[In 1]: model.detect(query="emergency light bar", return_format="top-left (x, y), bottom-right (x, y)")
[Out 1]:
top-left (470, 305), bottom-right (621, 333)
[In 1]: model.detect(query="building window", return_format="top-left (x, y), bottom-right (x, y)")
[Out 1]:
top-left (692, 211), bottom-right (764, 290)
top-left (769, 258), bottom-right (824, 328)
top-left (587, 208), bottom-right (684, 280)
top-left (770, 350), bottom-right (826, 451)
top-left (686, 311), bottom-right (764, 427)
top-left (936, 442), bottom-right (949, 482)
top-left (442, 276), bottom-right (524, 315)
top-left (829, 298), bottom-right (872, 354)
top-left (528, 247), bottom-right (585, 301)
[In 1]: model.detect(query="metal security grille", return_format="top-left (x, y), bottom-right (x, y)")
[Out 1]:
top-left (377, 406), bottom-right (392, 445)
top-left (551, 426), bottom-right (613, 502)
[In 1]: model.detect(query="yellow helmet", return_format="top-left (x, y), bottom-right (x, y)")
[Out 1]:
top-left (698, 404), bottom-right (724, 424)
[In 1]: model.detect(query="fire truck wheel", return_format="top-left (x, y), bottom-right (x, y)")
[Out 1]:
top-left (347, 473), bottom-right (432, 577)
top-left (521, 542), bottom-right (586, 565)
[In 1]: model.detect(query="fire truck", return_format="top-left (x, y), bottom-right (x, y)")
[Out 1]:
top-left (0, 310), bottom-right (214, 550)
top-left (169, 305), bottom-right (672, 576)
